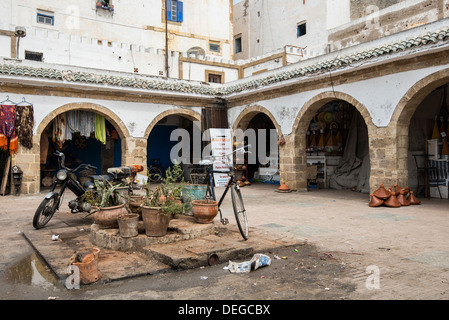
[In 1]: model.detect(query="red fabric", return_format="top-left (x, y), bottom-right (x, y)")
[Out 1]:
top-left (0, 104), bottom-right (18, 154)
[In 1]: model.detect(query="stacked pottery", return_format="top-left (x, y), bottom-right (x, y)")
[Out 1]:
top-left (369, 184), bottom-right (420, 208)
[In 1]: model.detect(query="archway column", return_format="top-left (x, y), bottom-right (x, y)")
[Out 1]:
top-left (279, 133), bottom-right (308, 191)
top-left (122, 137), bottom-right (147, 171)
top-left (368, 124), bottom-right (406, 192)
top-left (12, 135), bottom-right (41, 194)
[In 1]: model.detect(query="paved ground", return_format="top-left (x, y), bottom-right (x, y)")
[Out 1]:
top-left (1, 183), bottom-right (448, 301)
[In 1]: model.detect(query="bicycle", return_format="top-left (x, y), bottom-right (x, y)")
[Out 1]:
top-left (199, 145), bottom-right (250, 240)
top-left (147, 158), bottom-right (164, 182)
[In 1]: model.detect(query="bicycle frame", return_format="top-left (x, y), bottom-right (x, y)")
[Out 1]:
top-left (202, 145), bottom-right (250, 225)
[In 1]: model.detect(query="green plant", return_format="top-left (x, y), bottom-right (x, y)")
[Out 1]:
top-left (142, 163), bottom-right (190, 217)
top-left (85, 179), bottom-right (124, 216)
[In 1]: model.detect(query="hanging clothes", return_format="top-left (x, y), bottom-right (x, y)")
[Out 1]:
top-left (52, 113), bottom-right (66, 149)
top-left (15, 102), bottom-right (34, 149)
top-left (0, 103), bottom-right (18, 154)
top-left (79, 111), bottom-right (95, 138)
top-left (95, 113), bottom-right (106, 144)
top-left (65, 110), bottom-right (80, 140)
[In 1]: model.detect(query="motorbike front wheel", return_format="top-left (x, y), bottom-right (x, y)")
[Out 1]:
top-left (32, 195), bottom-right (59, 229)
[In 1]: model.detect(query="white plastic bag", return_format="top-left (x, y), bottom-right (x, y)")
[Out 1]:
top-left (227, 254), bottom-right (271, 274)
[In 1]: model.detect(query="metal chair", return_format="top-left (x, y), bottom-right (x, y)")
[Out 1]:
top-left (413, 154), bottom-right (442, 199)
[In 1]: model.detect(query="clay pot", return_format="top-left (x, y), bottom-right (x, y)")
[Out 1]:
top-left (384, 191), bottom-right (401, 208)
top-left (369, 194), bottom-right (384, 207)
top-left (128, 195), bottom-right (144, 216)
top-left (409, 191), bottom-right (421, 205)
top-left (373, 184), bottom-right (391, 199)
top-left (92, 203), bottom-right (127, 229)
top-left (118, 214), bottom-right (140, 238)
top-left (397, 191), bottom-right (410, 206)
top-left (71, 248), bottom-right (101, 285)
top-left (141, 206), bottom-right (171, 237)
top-left (192, 200), bottom-right (219, 224)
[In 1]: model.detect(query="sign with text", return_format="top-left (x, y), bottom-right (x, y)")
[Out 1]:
top-left (209, 128), bottom-right (232, 187)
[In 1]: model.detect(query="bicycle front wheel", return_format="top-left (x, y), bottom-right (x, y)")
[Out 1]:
top-left (231, 184), bottom-right (249, 240)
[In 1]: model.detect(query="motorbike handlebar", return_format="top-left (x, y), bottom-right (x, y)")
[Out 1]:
top-left (54, 151), bottom-right (97, 172)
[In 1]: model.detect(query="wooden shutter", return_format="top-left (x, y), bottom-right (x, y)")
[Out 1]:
top-left (177, 1), bottom-right (183, 22)
top-left (201, 107), bottom-right (228, 132)
top-left (166, 0), bottom-right (172, 21)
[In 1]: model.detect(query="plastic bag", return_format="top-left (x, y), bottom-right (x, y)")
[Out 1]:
top-left (227, 254), bottom-right (271, 274)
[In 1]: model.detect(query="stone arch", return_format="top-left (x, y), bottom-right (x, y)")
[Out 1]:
top-left (232, 105), bottom-right (283, 137)
top-left (144, 108), bottom-right (202, 140)
top-left (292, 91), bottom-right (374, 143)
top-left (282, 91), bottom-right (373, 191)
top-left (391, 68), bottom-right (449, 187)
top-left (36, 102), bottom-right (130, 139)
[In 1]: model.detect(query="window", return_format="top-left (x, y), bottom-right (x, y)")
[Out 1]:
top-left (166, 0), bottom-right (183, 22)
top-left (234, 37), bottom-right (242, 54)
top-left (37, 13), bottom-right (54, 25)
top-left (25, 51), bottom-right (43, 62)
top-left (209, 42), bottom-right (221, 53)
top-left (206, 70), bottom-right (224, 84)
top-left (297, 22), bottom-right (306, 37)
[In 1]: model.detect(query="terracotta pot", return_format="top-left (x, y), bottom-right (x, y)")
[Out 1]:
top-left (373, 184), bottom-right (390, 199)
top-left (92, 203), bottom-right (126, 229)
top-left (141, 206), bottom-right (171, 237)
top-left (192, 200), bottom-right (219, 224)
top-left (71, 248), bottom-right (100, 285)
top-left (118, 214), bottom-right (140, 238)
top-left (369, 194), bottom-right (384, 207)
top-left (409, 191), bottom-right (421, 205)
top-left (384, 192), bottom-right (401, 208)
top-left (128, 195), bottom-right (144, 217)
top-left (397, 191), bottom-right (410, 206)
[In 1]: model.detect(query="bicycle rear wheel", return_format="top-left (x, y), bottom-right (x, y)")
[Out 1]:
top-left (148, 167), bottom-right (162, 182)
top-left (230, 184), bottom-right (248, 240)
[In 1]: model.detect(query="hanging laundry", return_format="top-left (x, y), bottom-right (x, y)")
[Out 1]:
top-left (0, 103), bottom-right (18, 154)
top-left (79, 111), bottom-right (95, 138)
top-left (95, 113), bottom-right (106, 144)
top-left (14, 101), bottom-right (34, 149)
top-left (52, 113), bottom-right (66, 149)
top-left (65, 110), bottom-right (80, 140)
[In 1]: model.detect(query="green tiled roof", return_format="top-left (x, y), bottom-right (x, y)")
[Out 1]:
top-left (1, 27), bottom-right (448, 97)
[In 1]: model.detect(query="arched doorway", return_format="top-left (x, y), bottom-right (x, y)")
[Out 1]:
top-left (293, 93), bottom-right (371, 193)
top-left (37, 103), bottom-right (128, 189)
top-left (393, 69), bottom-right (449, 199)
top-left (407, 83), bottom-right (449, 198)
top-left (145, 110), bottom-right (201, 181)
top-left (232, 107), bottom-right (281, 184)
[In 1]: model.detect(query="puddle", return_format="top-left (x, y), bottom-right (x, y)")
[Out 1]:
top-left (4, 252), bottom-right (62, 289)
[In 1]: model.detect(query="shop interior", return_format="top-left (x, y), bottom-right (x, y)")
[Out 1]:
top-left (306, 100), bottom-right (370, 193)
top-left (40, 111), bottom-right (122, 188)
top-left (408, 83), bottom-right (449, 198)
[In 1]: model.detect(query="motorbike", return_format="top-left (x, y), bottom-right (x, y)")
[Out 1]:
top-left (32, 151), bottom-right (143, 229)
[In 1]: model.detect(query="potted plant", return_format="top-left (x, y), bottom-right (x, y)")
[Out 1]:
top-left (191, 198), bottom-right (219, 224)
top-left (141, 186), bottom-right (172, 237)
top-left (85, 179), bottom-right (127, 229)
top-left (141, 163), bottom-right (190, 236)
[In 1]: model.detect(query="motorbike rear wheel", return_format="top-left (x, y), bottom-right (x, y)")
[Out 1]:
top-left (33, 195), bottom-right (59, 229)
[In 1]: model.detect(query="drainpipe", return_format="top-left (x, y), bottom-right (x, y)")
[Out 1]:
top-left (165, 1), bottom-right (169, 78)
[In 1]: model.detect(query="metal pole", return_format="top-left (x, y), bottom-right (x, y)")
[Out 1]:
top-left (165, 0), bottom-right (169, 78)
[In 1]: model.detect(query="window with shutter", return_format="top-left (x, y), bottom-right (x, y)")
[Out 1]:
top-left (166, 0), bottom-right (183, 22)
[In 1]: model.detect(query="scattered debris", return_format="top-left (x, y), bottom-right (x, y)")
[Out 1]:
top-left (51, 234), bottom-right (59, 241)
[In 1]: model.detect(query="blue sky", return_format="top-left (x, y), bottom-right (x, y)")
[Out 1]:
top-left (234, 0), bottom-right (243, 4)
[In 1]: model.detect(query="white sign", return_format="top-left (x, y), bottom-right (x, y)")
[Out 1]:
top-left (209, 128), bottom-right (233, 187)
